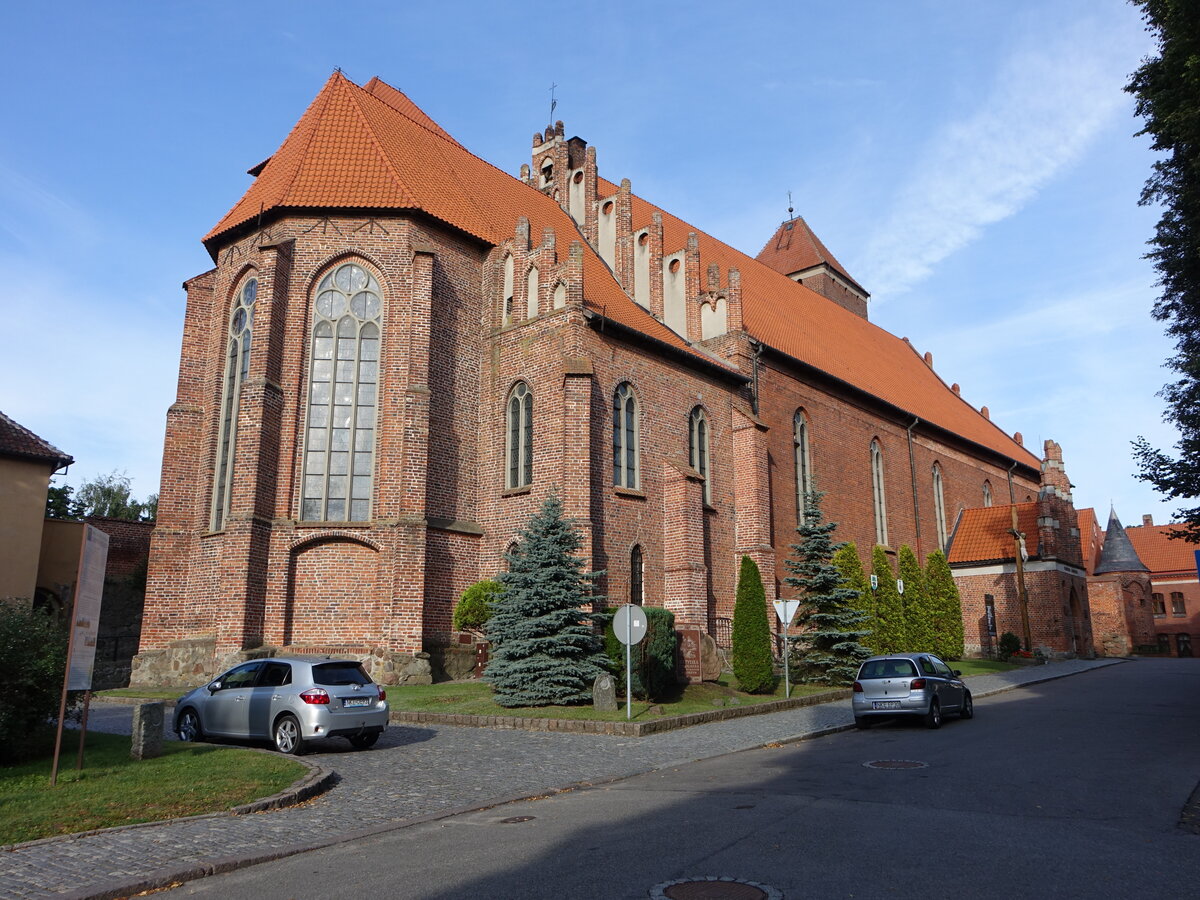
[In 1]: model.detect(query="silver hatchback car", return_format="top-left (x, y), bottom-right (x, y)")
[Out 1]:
top-left (852, 653), bottom-right (973, 729)
top-left (174, 657), bottom-right (389, 754)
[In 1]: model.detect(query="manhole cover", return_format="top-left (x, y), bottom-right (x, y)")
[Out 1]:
top-left (498, 815), bottom-right (535, 824)
top-left (864, 759), bottom-right (927, 770)
top-left (650, 876), bottom-right (782, 900)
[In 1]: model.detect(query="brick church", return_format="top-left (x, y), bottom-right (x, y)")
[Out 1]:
top-left (133, 73), bottom-right (1085, 685)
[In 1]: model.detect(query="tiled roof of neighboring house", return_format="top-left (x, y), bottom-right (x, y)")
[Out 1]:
top-left (1093, 509), bottom-right (1149, 575)
top-left (203, 73), bottom-right (1038, 467)
top-left (947, 502), bottom-right (1039, 565)
top-left (1125, 524), bottom-right (1200, 576)
top-left (0, 410), bottom-right (72, 468)
top-left (755, 216), bottom-right (864, 293)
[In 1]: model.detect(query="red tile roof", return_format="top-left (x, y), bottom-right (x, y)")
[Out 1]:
top-left (1125, 524), bottom-right (1200, 576)
top-left (755, 216), bottom-right (862, 291)
top-left (203, 74), bottom-right (1039, 466)
top-left (947, 502), bottom-right (1039, 564)
top-left (205, 73), bottom-right (719, 371)
top-left (0, 410), bottom-right (73, 467)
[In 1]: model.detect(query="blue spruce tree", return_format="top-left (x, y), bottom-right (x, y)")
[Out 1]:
top-left (484, 494), bottom-right (609, 707)
top-left (786, 491), bottom-right (872, 685)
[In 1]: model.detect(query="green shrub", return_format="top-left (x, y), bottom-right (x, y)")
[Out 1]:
top-left (731, 556), bottom-right (774, 694)
top-left (452, 579), bottom-right (504, 633)
top-left (604, 605), bottom-right (677, 701)
top-left (0, 602), bottom-right (75, 764)
top-left (998, 631), bottom-right (1022, 659)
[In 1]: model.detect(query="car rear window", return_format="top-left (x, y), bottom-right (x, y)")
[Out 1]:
top-left (312, 662), bottom-right (373, 686)
top-left (858, 659), bottom-right (918, 679)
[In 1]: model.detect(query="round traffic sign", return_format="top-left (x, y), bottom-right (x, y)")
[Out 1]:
top-left (612, 604), bottom-right (647, 645)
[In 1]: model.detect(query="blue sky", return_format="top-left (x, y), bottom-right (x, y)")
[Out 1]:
top-left (0, 1), bottom-right (1179, 525)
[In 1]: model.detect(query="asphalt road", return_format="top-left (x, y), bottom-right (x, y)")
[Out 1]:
top-left (168, 658), bottom-right (1200, 899)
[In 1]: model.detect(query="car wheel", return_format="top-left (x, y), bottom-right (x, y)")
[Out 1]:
top-left (177, 708), bottom-right (203, 742)
top-left (960, 692), bottom-right (974, 719)
top-left (273, 714), bottom-right (305, 755)
top-left (854, 716), bottom-right (870, 730)
top-left (350, 731), bottom-right (380, 750)
top-left (925, 699), bottom-right (942, 729)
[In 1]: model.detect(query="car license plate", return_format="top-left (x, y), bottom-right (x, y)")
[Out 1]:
top-left (343, 697), bottom-right (371, 708)
top-left (872, 701), bottom-right (901, 710)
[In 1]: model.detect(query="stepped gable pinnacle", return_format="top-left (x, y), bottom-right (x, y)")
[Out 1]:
top-left (1094, 508), bottom-right (1150, 575)
top-left (600, 175), bottom-right (1036, 467)
top-left (755, 216), bottom-right (863, 292)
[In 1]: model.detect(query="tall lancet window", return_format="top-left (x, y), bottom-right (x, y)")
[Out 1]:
top-left (794, 410), bottom-right (812, 524)
top-left (613, 382), bottom-right (640, 489)
top-left (983, 480), bottom-right (994, 507)
top-left (689, 406), bottom-right (711, 504)
top-left (211, 275), bottom-right (257, 531)
top-left (870, 439), bottom-right (888, 547)
top-left (506, 381), bottom-right (533, 489)
top-left (301, 261), bottom-right (382, 522)
top-left (932, 462), bottom-right (948, 550)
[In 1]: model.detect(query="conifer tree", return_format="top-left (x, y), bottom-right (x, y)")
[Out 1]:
top-left (897, 545), bottom-right (931, 652)
top-left (833, 542), bottom-right (874, 652)
top-left (925, 549), bottom-right (965, 659)
top-left (731, 555), bottom-right (774, 693)
top-left (870, 546), bottom-right (906, 653)
top-left (484, 494), bottom-right (609, 707)
top-left (785, 492), bottom-right (871, 685)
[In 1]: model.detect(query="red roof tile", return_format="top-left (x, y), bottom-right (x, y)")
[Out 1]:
top-left (755, 217), bottom-right (862, 291)
top-left (0, 410), bottom-right (72, 467)
top-left (204, 74), bottom-right (721, 372)
top-left (201, 74), bottom-right (1040, 465)
top-left (1125, 524), bottom-right (1200, 576)
top-left (947, 503), bottom-right (1039, 564)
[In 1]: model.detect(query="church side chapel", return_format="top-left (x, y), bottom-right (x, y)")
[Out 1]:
top-left (134, 73), bottom-right (1076, 686)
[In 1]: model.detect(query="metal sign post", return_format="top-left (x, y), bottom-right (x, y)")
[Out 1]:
top-left (772, 599), bottom-right (799, 699)
top-left (613, 604), bottom-right (647, 720)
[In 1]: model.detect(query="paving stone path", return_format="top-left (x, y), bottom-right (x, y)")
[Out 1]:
top-left (0, 659), bottom-right (1120, 899)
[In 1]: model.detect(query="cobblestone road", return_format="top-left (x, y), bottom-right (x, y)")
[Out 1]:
top-left (0, 659), bottom-right (1120, 898)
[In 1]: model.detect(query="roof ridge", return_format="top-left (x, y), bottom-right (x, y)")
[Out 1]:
top-left (363, 77), bottom-right (464, 148)
top-left (339, 78), bottom-right (420, 210)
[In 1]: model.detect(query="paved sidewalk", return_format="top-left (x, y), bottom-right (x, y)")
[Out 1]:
top-left (0, 658), bottom-right (1121, 899)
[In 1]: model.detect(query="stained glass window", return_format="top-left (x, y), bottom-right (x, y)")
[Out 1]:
top-left (506, 382), bottom-right (533, 489)
top-left (301, 262), bottom-right (381, 522)
top-left (613, 383), bottom-right (639, 489)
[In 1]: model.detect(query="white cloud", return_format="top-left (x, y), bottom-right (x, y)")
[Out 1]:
top-left (861, 18), bottom-right (1145, 299)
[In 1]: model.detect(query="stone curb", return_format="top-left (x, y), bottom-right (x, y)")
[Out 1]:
top-left (2, 749), bottom-right (334, 854)
top-left (61, 659), bottom-right (1122, 900)
top-left (389, 687), bottom-right (854, 736)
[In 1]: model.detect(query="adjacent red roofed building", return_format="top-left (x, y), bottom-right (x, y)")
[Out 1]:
top-left (1125, 519), bottom-right (1198, 657)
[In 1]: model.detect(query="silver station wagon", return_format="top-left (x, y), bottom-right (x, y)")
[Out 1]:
top-left (852, 653), bottom-right (973, 729)
top-left (174, 657), bottom-right (389, 754)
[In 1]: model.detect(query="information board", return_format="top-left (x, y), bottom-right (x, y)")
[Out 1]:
top-left (67, 525), bottom-right (109, 691)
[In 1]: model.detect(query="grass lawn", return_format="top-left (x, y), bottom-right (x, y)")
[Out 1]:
top-left (98, 687), bottom-right (186, 701)
top-left (388, 673), bottom-right (834, 721)
top-left (0, 731), bottom-right (304, 846)
top-left (954, 659), bottom-right (1019, 676)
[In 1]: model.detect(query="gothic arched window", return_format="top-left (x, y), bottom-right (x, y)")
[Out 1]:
top-left (506, 381), bottom-right (533, 489)
top-left (613, 382), bottom-right (640, 489)
top-left (932, 462), bottom-right (948, 550)
top-left (211, 275), bottom-right (257, 531)
top-left (794, 410), bottom-right (812, 524)
top-left (983, 479), bottom-right (994, 507)
top-left (301, 261), bottom-right (382, 522)
top-left (871, 439), bottom-right (888, 547)
top-left (630, 544), bottom-right (644, 605)
top-left (688, 406), bottom-right (711, 504)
